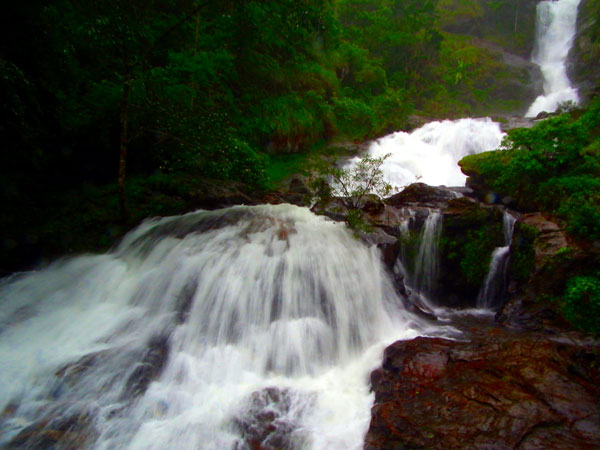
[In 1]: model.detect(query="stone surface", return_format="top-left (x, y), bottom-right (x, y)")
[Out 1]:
top-left (232, 387), bottom-right (313, 450)
top-left (498, 214), bottom-right (600, 332)
top-left (365, 325), bottom-right (600, 450)
top-left (569, 0), bottom-right (600, 101)
top-left (386, 183), bottom-right (460, 209)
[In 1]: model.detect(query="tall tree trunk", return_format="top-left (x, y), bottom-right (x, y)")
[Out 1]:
top-left (118, 76), bottom-right (131, 221)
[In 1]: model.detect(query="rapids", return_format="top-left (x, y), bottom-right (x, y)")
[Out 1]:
top-left (0, 205), bottom-right (447, 449)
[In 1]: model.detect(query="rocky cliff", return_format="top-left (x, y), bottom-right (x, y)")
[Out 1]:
top-left (570, 0), bottom-right (600, 100)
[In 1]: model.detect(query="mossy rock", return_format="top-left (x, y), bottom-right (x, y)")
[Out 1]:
top-left (435, 199), bottom-right (506, 307)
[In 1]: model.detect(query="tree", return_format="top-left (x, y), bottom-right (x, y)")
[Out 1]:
top-left (308, 153), bottom-right (393, 232)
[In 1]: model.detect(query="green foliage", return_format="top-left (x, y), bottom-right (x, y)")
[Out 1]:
top-left (460, 101), bottom-right (600, 240)
top-left (308, 153), bottom-right (392, 231)
top-left (460, 227), bottom-right (500, 285)
top-left (562, 275), bottom-right (600, 335)
top-left (441, 215), bottom-right (504, 289)
top-left (346, 208), bottom-right (374, 235)
top-left (332, 97), bottom-right (378, 139)
top-left (509, 223), bottom-right (538, 283)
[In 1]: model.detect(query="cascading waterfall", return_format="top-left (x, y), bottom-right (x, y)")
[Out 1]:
top-left (410, 211), bottom-right (443, 301)
top-left (526, 0), bottom-right (582, 117)
top-left (476, 211), bottom-right (517, 309)
top-left (0, 204), bottom-right (446, 450)
top-left (344, 118), bottom-right (504, 188)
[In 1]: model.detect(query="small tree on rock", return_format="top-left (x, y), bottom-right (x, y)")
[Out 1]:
top-left (308, 153), bottom-right (393, 233)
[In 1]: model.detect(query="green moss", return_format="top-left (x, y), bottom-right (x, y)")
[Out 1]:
top-left (510, 223), bottom-right (538, 283)
top-left (561, 275), bottom-right (600, 335)
top-left (440, 203), bottom-right (504, 290)
top-left (459, 225), bottom-right (503, 286)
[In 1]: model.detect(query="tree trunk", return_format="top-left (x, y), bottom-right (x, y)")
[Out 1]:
top-left (118, 77), bottom-right (131, 221)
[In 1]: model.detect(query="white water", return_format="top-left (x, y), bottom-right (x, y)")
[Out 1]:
top-left (476, 211), bottom-right (517, 309)
top-left (0, 204), bottom-right (449, 449)
top-left (526, 0), bottom-right (582, 117)
top-left (411, 211), bottom-right (443, 301)
top-left (345, 118), bottom-right (504, 189)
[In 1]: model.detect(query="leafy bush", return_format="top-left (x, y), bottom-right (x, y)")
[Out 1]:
top-left (562, 275), bottom-right (600, 335)
top-left (308, 153), bottom-right (392, 233)
top-left (460, 226), bottom-right (502, 286)
top-left (510, 223), bottom-right (538, 283)
top-left (558, 194), bottom-right (600, 239)
top-left (332, 97), bottom-right (378, 140)
top-left (459, 101), bottom-right (600, 240)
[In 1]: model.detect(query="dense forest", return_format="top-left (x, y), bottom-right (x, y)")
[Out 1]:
top-left (0, 0), bottom-right (597, 272)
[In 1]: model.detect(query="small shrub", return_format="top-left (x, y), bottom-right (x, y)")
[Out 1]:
top-left (510, 223), bottom-right (538, 283)
top-left (562, 275), bottom-right (600, 335)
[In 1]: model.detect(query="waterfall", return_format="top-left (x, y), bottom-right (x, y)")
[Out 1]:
top-left (476, 211), bottom-right (517, 309)
top-left (526, 0), bottom-right (582, 117)
top-left (344, 118), bottom-right (504, 189)
top-left (0, 204), bottom-right (444, 450)
top-left (411, 211), bottom-right (443, 301)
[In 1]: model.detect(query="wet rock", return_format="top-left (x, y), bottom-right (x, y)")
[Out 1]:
top-left (386, 183), bottom-right (459, 209)
top-left (187, 179), bottom-right (256, 209)
top-left (366, 330), bottom-right (600, 450)
top-left (6, 412), bottom-right (97, 450)
top-left (520, 213), bottom-right (568, 266)
top-left (310, 198), bottom-right (347, 223)
top-left (174, 280), bottom-right (197, 324)
top-left (570, 0), bottom-right (600, 101)
top-left (287, 176), bottom-right (312, 196)
top-left (361, 194), bottom-right (386, 216)
top-left (359, 228), bottom-right (397, 248)
top-left (435, 198), bottom-right (506, 308)
top-left (233, 387), bottom-right (312, 450)
top-left (498, 214), bottom-right (600, 332)
top-left (122, 335), bottom-right (170, 399)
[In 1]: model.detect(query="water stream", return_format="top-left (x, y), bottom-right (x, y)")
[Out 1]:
top-left (345, 118), bottom-right (505, 188)
top-left (526, 0), bottom-right (582, 117)
top-left (0, 205), bottom-right (450, 449)
top-left (0, 3), bottom-right (585, 448)
top-left (476, 211), bottom-right (517, 309)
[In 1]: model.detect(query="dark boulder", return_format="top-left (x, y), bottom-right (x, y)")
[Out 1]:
top-left (366, 328), bottom-right (600, 450)
top-left (122, 335), bottom-right (170, 399)
top-left (386, 183), bottom-right (459, 209)
top-left (232, 387), bottom-right (313, 450)
top-left (6, 412), bottom-right (97, 450)
top-left (437, 198), bottom-right (506, 308)
top-left (498, 213), bottom-right (600, 332)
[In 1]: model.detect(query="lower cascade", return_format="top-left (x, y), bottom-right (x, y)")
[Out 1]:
top-left (476, 211), bottom-right (517, 309)
top-left (0, 204), bottom-right (444, 450)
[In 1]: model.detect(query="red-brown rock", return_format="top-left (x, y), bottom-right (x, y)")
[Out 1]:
top-left (365, 329), bottom-right (600, 450)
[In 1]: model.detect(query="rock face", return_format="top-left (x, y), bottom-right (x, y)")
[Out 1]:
top-left (437, 197), bottom-right (506, 308)
top-left (569, 0), bottom-right (600, 101)
top-left (499, 213), bottom-right (600, 332)
top-left (366, 326), bottom-right (600, 450)
top-left (377, 185), bottom-right (508, 309)
top-left (232, 387), bottom-right (312, 450)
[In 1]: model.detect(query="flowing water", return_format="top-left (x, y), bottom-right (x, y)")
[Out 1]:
top-left (526, 0), bottom-right (582, 117)
top-left (411, 211), bottom-right (443, 301)
top-left (0, 3), bottom-right (585, 447)
top-left (476, 211), bottom-right (517, 309)
top-left (0, 204), bottom-right (449, 449)
top-left (344, 118), bottom-right (504, 188)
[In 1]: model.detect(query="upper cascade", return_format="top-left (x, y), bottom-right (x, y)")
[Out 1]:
top-left (526, 0), bottom-right (582, 117)
top-left (344, 118), bottom-right (505, 189)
